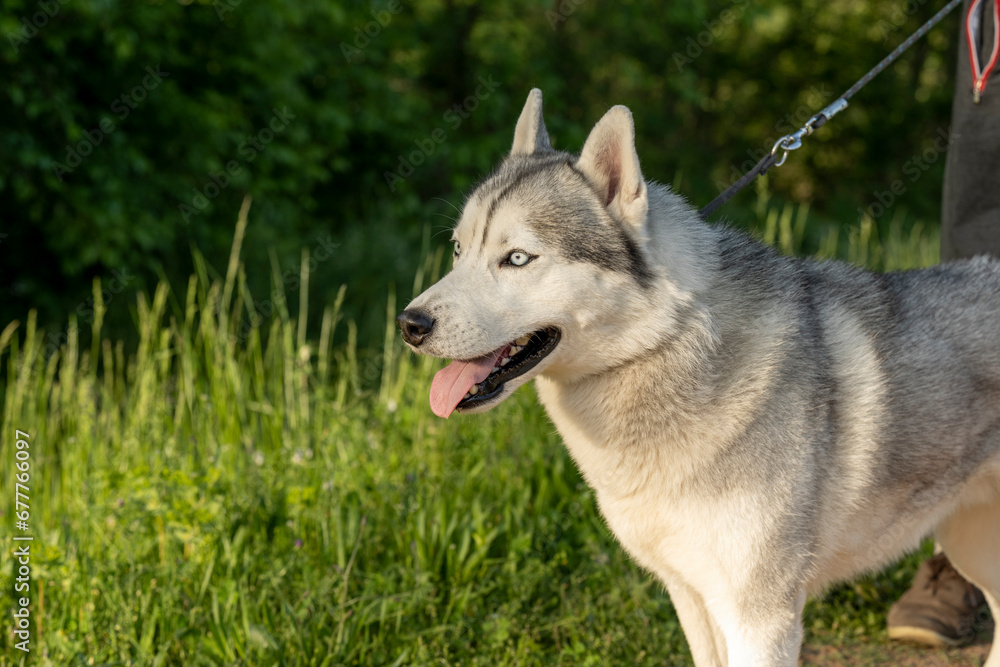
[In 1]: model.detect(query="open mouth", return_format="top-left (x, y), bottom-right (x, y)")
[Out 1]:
top-left (455, 327), bottom-right (561, 411)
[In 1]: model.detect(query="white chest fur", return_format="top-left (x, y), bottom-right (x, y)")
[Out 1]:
top-left (532, 351), bottom-right (785, 603)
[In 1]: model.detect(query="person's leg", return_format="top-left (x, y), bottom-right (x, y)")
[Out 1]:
top-left (888, 0), bottom-right (996, 647)
top-left (941, 0), bottom-right (1000, 260)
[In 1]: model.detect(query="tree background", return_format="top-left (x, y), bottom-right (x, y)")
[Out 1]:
top-left (1, 0), bottom-right (960, 342)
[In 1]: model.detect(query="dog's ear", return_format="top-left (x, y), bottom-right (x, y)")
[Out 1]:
top-left (577, 105), bottom-right (648, 230)
top-left (511, 88), bottom-right (552, 155)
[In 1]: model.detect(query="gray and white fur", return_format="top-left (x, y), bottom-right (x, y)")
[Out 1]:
top-left (400, 89), bottom-right (1000, 666)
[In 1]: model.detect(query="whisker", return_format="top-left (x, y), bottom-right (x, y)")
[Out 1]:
top-left (432, 196), bottom-right (462, 215)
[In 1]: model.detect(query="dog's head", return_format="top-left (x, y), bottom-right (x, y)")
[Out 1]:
top-left (399, 89), bottom-right (673, 418)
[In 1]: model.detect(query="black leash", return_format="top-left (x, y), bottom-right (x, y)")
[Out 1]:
top-left (699, 0), bottom-right (964, 219)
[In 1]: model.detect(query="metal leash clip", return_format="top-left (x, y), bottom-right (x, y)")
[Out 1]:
top-left (770, 98), bottom-right (849, 166)
top-left (701, 0), bottom-right (961, 220)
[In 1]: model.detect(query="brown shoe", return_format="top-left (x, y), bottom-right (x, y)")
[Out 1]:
top-left (887, 553), bottom-right (986, 647)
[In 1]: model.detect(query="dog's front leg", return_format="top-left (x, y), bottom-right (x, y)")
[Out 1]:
top-left (716, 588), bottom-right (806, 667)
top-left (666, 580), bottom-right (727, 666)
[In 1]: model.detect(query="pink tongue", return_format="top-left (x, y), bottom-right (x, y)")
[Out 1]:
top-left (429, 349), bottom-right (505, 418)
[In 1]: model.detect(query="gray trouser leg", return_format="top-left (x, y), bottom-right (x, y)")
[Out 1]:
top-left (942, 0), bottom-right (1000, 261)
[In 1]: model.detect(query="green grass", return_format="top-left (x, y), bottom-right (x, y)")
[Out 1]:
top-left (0, 194), bottom-right (945, 666)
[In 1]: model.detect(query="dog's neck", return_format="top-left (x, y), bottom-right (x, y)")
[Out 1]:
top-left (535, 187), bottom-right (785, 497)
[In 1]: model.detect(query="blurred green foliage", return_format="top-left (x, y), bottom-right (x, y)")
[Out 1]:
top-left (1, 0), bottom-right (959, 341)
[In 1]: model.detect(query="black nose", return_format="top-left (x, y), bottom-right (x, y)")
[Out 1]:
top-left (396, 309), bottom-right (435, 346)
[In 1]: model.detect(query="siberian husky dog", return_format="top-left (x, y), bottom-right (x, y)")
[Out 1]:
top-left (396, 89), bottom-right (1000, 666)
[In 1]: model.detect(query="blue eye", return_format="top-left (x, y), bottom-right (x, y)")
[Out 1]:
top-left (453, 241), bottom-right (461, 258)
top-left (506, 250), bottom-right (532, 266)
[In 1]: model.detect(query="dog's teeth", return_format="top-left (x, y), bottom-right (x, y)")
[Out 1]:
top-left (469, 384), bottom-right (479, 395)
top-left (492, 366), bottom-right (500, 373)
top-left (500, 357), bottom-right (510, 366)
top-left (515, 335), bottom-right (531, 346)
top-left (510, 345), bottom-right (522, 355)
